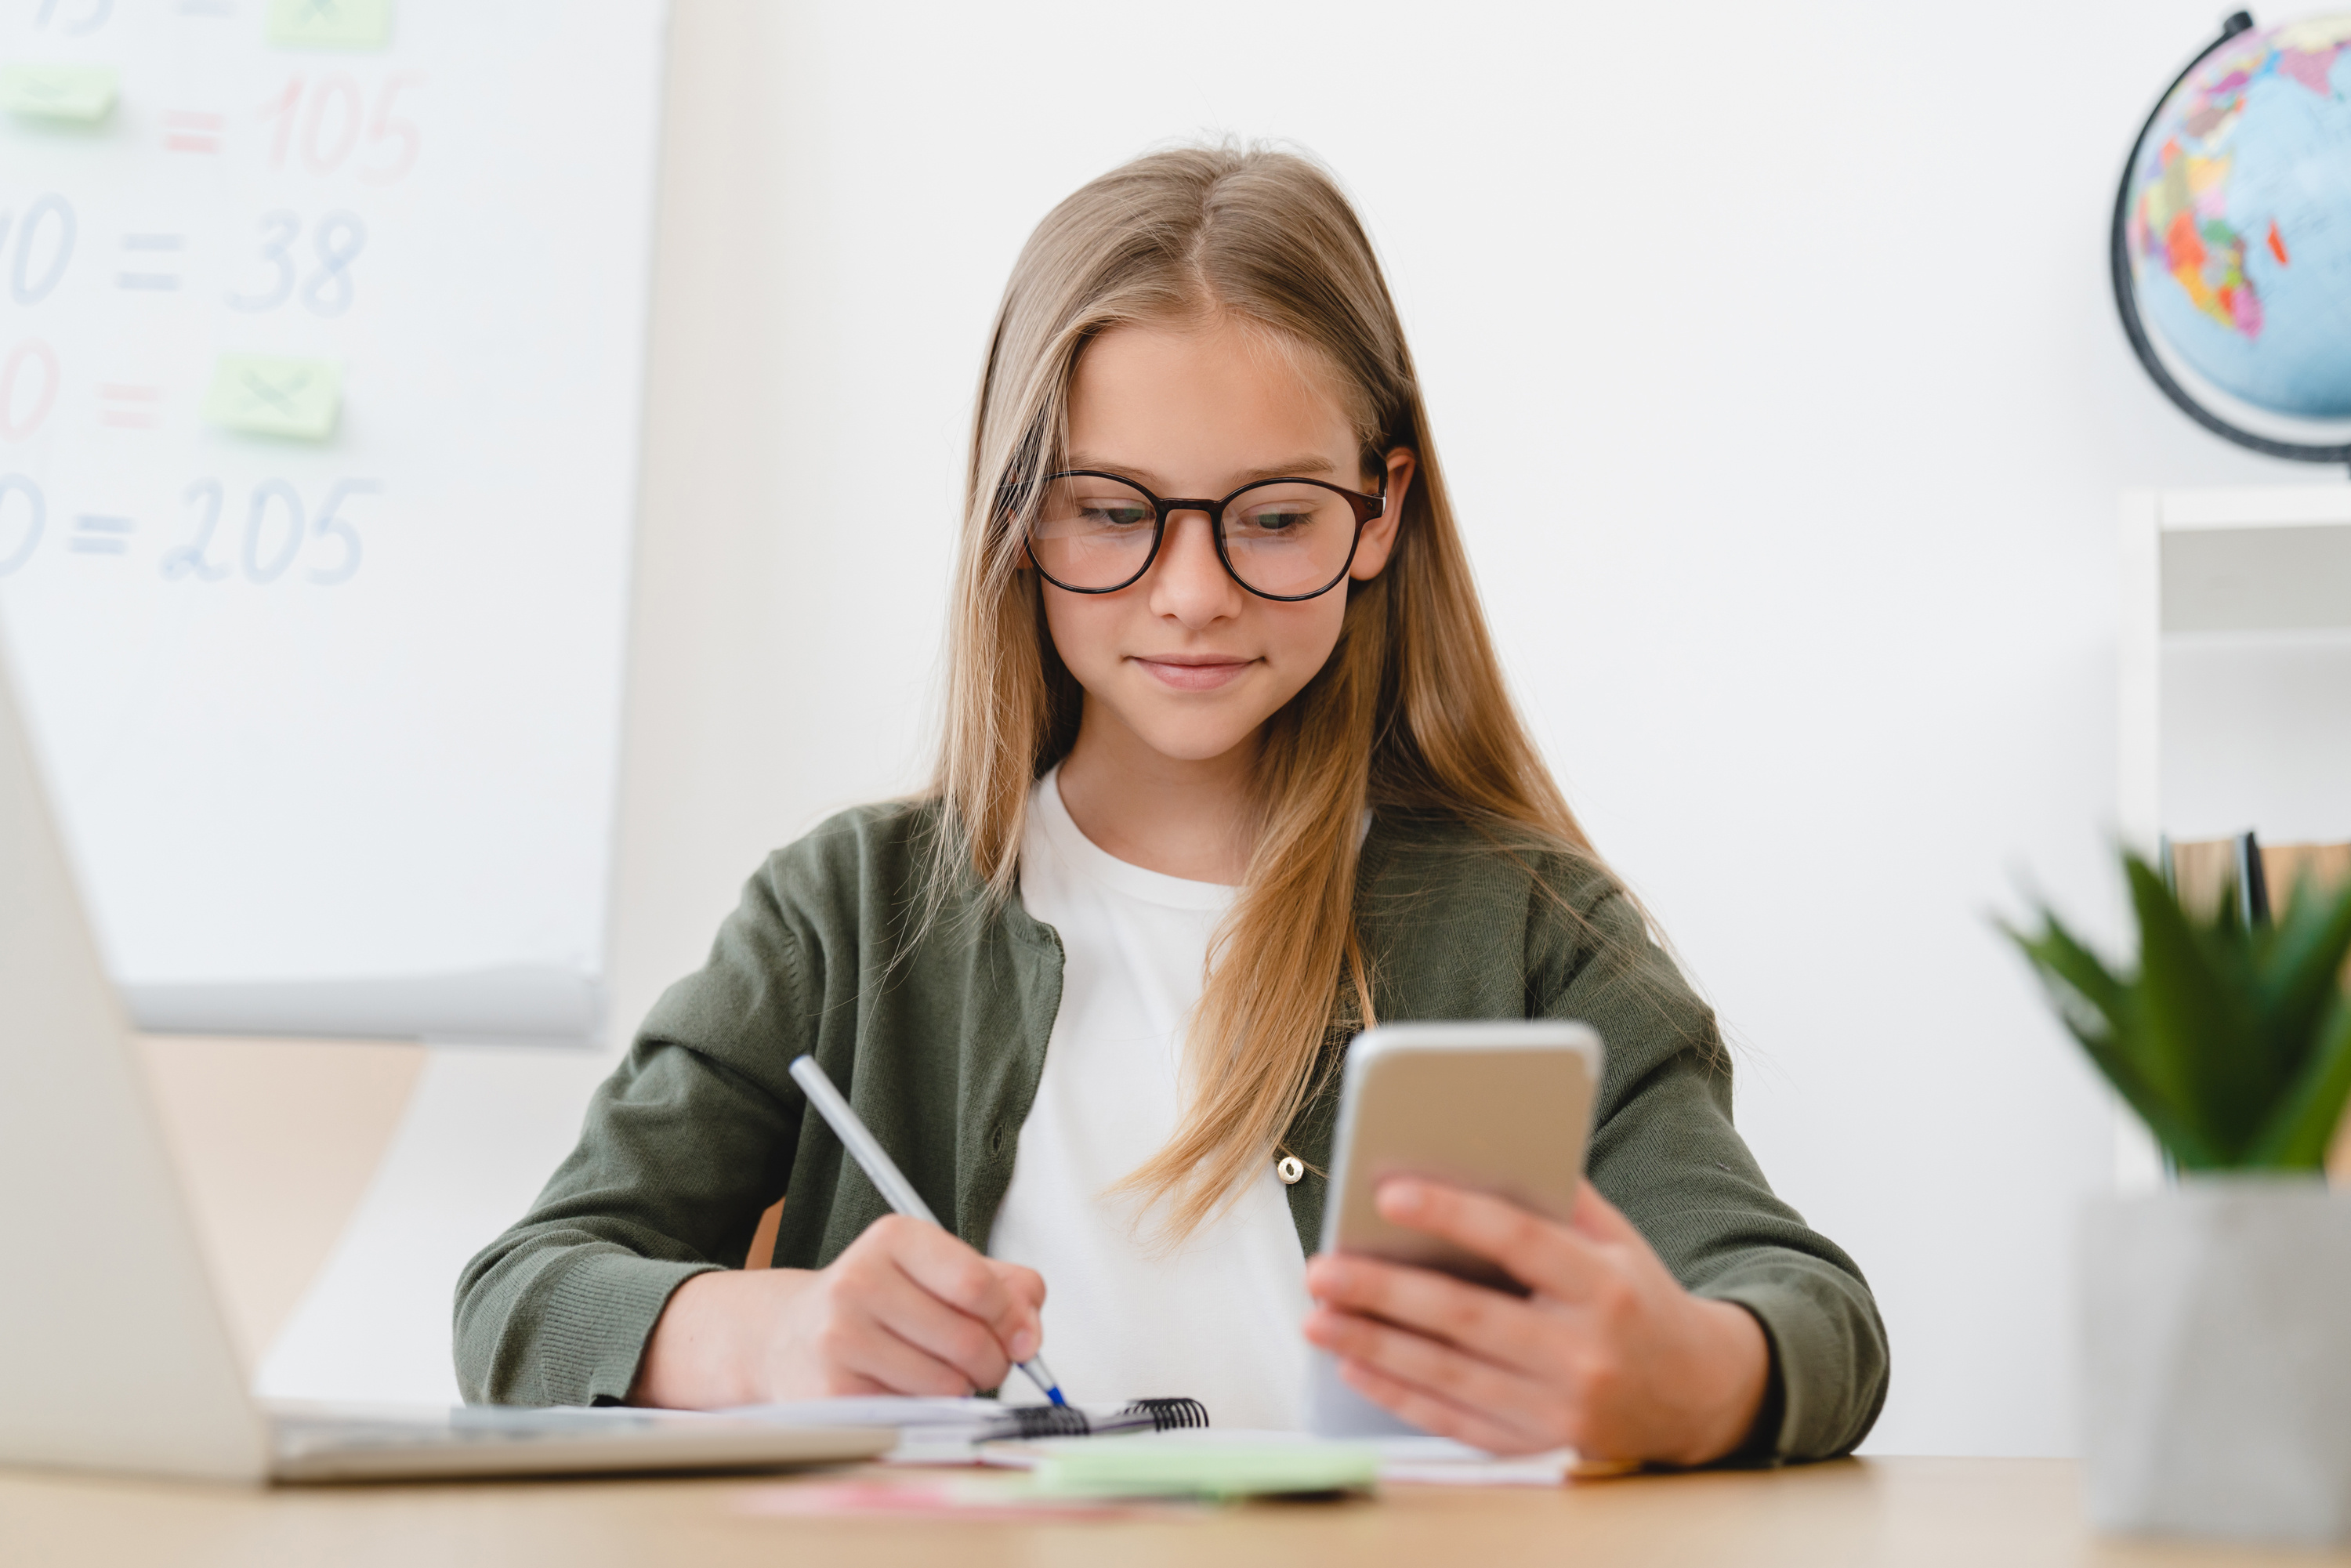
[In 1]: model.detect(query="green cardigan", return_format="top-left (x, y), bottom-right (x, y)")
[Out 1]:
top-left (455, 802), bottom-right (1889, 1461)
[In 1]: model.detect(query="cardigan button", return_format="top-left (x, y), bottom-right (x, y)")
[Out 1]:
top-left (1276, 1155), bottom-right (1304, 1186)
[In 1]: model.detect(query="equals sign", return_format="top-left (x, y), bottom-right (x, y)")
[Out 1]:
top-left (118, 234), bottom-right (183, 293)
top-left (69, 516), bottom-right (135, 556)
top-left (99, 384), bottom-right (163, 429)
top-left (163, 111), bottom-right (224, 154)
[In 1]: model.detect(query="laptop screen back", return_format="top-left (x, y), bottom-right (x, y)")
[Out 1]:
top-left (0, 640), bottom-right (268, 1482)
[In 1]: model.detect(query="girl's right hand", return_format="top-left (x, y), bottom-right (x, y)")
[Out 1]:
top-left (631, 1215), bottom-right (1047, 1407)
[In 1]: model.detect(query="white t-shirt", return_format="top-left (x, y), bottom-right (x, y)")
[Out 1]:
top-left (986, 770), bottom-right (1313, 1430)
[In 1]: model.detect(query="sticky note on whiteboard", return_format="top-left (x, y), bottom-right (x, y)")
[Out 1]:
top-left (266, 0), bottom-right (393, 49)
top-left (0, 63), bottom-right (119, 121)
top-left (201, 355), bottom-right (344, 441)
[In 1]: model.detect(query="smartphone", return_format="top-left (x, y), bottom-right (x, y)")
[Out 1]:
top-left (1306, 1019), bottom-right (1603, 1436)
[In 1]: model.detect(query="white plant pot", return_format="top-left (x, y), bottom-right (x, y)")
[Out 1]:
top-left (2081, 1177), bottom-right (2351, 1543)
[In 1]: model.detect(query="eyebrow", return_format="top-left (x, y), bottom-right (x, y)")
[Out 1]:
top-left (1060, 454), bottom-right (1339, 491)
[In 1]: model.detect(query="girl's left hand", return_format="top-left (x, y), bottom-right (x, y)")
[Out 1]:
top-left (1301, 1178), bottom-right (1770, 1465)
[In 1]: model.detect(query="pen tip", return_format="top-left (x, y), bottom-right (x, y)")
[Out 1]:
top-left (1020, 1356), bottom-right (1066, 1407)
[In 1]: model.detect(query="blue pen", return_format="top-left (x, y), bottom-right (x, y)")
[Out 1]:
top-left (788, 1055), bottom-right (1067, 1407)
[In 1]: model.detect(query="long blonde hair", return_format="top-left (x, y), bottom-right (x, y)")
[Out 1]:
top-left (932, 144), bottom-right (1607, 1238)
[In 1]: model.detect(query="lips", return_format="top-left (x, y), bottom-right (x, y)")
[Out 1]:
top-left (1132, 654), bottom-right (1254, 692)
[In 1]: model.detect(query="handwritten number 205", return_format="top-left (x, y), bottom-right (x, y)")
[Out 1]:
top-left (227, 212), bottom-right (366, 316)
top-left (165, 478), bottom-right (379, 586)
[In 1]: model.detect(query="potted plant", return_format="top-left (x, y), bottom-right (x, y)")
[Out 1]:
top-left (2006, 853), bottom-right (2351, 1542)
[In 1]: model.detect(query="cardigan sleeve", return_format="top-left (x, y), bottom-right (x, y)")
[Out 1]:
top-left (452, 861), bottom-right (813, 1406)
top-left (1529, 868), bottom-right (1891, 1463)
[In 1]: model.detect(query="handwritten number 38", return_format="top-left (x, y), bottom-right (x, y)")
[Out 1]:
top-left (228, 212), bottom-right (366, 317)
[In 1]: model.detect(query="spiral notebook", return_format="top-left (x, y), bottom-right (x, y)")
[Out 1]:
top-left (724, 1396), bottom-right (1208, 1462)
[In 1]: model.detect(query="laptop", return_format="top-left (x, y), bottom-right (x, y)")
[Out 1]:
top-left (0, 644), bottom-right (892, 1484)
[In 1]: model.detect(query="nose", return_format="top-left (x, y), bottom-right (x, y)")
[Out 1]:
top-left (1147, 507), bottom-right (1241, 628)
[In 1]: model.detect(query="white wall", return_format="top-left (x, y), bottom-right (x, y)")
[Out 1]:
top-left (267, 0), bottom-right (2342, 1450)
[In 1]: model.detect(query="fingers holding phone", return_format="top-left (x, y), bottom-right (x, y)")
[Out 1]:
top-left (1302, 1176), bottom-right (1769, 1465)
top-left (1302, 1023), bottom-right (1767, 1464)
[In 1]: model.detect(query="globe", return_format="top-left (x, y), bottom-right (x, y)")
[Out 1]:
top-left (2116, 11), bottom-right (2351, 459)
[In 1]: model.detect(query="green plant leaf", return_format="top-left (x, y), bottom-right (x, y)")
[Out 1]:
top-left (2253, 871), bottom-right (2351, 1085)
top-left (2008, 849), bottom-right (2351, 1172)
top-left (2067, 1016), bottom-right (2227, 1169)
top-left (2125, 854), bottom-right (2273, 1162)
top-left (2001, 914), bottom-right (2128, 1033)
top-left (2000, 913), bottom-right (2225, 1168)
top-left (2245, 995), bottom-right (2351, 1168)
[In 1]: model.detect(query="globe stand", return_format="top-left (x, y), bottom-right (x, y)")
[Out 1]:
top-left (2110, 9), bottom-right (2351, 472)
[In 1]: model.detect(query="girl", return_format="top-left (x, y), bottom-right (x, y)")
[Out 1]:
top-left (457, 146), bottom-right (1887, 1465)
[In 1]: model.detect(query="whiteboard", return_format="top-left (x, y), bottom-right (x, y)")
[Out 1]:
top-left (0, 0), bottom-right (665, 1044)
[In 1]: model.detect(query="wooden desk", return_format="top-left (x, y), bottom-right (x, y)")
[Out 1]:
top-left (0, 1458), bottom-right (2337, 1567)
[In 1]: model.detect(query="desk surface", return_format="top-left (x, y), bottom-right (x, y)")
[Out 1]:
top-left (2, 1457), bottom-right (2338, 1568)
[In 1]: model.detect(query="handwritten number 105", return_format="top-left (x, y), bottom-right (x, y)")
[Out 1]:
top-left (262, 73), bottom-right (423, 184)
top-left (165, 478), bottom-right (379, 586)
top-left (228, 212), bottom-right (366, 316)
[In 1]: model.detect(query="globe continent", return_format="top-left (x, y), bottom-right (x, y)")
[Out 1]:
top-left (2128, 16), bottom-right (2351, 420)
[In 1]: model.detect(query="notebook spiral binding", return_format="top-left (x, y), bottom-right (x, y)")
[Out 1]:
top-left (997, 1404), bottom-right (1095, 1438)
top-left (1125, 1396), bottom-right (1210, 1430)
top-left (991, 1396), bottom-right (1212, 1439)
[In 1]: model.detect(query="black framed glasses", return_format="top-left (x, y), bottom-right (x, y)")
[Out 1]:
top-left (1020, 470), bottom-right (1385, 602)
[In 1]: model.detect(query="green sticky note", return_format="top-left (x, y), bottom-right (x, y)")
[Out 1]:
top-left (201, 355), bottom-right (343, 441)
top-left (266, 0), bottom-right (393, 49)
top-left (0, 63), bottom-right (119, 122)
top-left (1029, 1441), bottom-right (1380, 1500)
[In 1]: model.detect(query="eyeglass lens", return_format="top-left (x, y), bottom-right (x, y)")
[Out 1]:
top-left (1028, 476), bottom-right (1357, 597)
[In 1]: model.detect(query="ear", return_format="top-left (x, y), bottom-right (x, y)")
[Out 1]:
top-left (1347, 447), bottom-right (1416, 581)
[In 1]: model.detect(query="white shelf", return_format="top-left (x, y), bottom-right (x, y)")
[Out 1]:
top-left (2114, 483), bottom-right (2351, 1191)
top-left (2117, 484), bottom-right (2351, 848)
